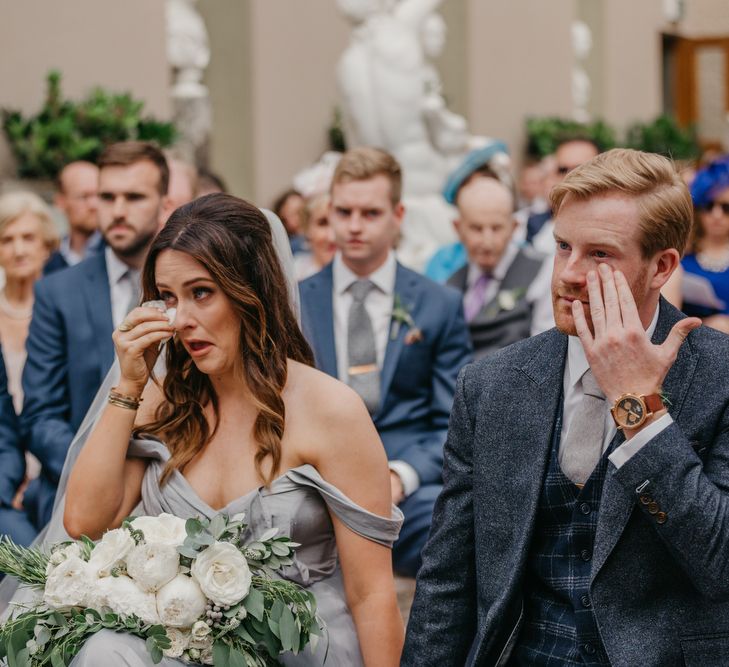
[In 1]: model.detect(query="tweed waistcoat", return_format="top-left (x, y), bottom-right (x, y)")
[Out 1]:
top-left (509, 406), bottom-right (612, 666)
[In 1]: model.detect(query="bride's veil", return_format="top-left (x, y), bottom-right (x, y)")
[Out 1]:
top-left (0, 208), bottom-right (300, 607)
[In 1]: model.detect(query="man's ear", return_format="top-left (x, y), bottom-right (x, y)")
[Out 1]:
top-left (158, 196), bottom-right (174, 228)
top-left (651, 248), bottom-right (681, 290)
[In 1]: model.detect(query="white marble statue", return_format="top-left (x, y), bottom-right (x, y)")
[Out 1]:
top-left (571, 20), bottom-right (592, 124)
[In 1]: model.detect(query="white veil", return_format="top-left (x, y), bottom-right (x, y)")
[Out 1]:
top-left (0, 208), bottom-right (300, 606)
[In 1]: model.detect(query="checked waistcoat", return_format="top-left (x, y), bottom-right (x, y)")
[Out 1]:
top-left (508, 405), bottom-right (613, 666)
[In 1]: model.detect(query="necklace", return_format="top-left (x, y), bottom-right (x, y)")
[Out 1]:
top-left (0, 291), bottom-right (32, 320)
top-left (696, 249), bottom-right (729, 273)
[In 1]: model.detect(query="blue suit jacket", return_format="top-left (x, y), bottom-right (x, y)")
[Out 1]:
top-left (404, 300), bottom-right (729, 666)
top-left (0, 348), bottom-right (23, 507)
top-left (300, 262), bottom-right (472, 486)
top-left (21, 251), bottom-right (114, 487)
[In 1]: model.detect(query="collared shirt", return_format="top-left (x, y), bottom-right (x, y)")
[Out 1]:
top-left (59, 231), bottom-right (102, 267)
top-left (562, 304), bottom-right (673, 470)
top-left (464, 242), bottom-right (554, 335)
top-left (105, 247), bottom-right (140, 329)
top-left (331, 250), bottom-right (419, 496)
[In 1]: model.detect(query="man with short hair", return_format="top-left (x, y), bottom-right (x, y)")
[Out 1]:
top-left (447, 177), bottom-right (552, 358)
top-left (21, 141), bottom-right (170, 528)
top-left (528, 137), bottom-right (600, 252)
top-left (45, 161), bottom-right (103, 274)
top-left (300, 146), bottom-right (472, 576)
top-left (402, 148), bottom-right (729, 666)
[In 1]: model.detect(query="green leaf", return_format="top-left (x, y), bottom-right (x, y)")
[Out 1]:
top-left (212, 640), bottom-right (230, 667)
top-left (146, 636), bottom-right (163, 664)
top-left (242, 588), bottom-right (265, 622)
top-left (279, 605), bottom-right (298, 653)
top-left (185, 518), bottom-right (205, 538)
top-left (50, 647), bottom-right (66, 667)
top-left (270, 542), bottom-right (289, 557)
top-left (34, 625), bottom-right (51, 647)
top-left (229, 647), bottom-right (248, 667)
top-left (209, 514), bottom-right (227, 539)
top-left (234, 624), bottom-right (256, 645)
top-left (257, 527), bottom-right (278, 542)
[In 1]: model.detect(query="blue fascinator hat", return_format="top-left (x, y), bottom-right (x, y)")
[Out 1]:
top-left (442, 140), bottom-right (510, 205)
top-left (690, 156), bottom-right (729, 208)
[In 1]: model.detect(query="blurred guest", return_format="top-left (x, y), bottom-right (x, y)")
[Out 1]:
top-left (300, 147), bottom-right (472, 577)
top-left (272, 188), bottom-right (306, 254)
top-left (21, 142), bottom-right (169, 529)
top-left (0, 349), bottom-right (34, 546)
top-left (0, 192), bottom-right (60, 410)
top-left (681, 156), bottom-right (729, 333)
top-left (164, 154), bottom-right (198, 216)
top-left (447, 178), bottom-right (552, 359)
top-left (529, 137), bottom-right (600, 253)
top-left (294, 194), bottom-right (337, 281)
top-left (195, 168), bottom-right (228, 196)
top-left (517, 158), bottom-right (547, 210)
top-left (45, 161), bottom-right (102, 275)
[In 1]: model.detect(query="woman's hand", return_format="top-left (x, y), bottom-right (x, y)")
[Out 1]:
top-left (112, 306), bottom-right (174, 395)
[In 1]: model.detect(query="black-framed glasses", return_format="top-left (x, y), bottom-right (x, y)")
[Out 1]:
top-left (700, 200), bottom-right (729, 215)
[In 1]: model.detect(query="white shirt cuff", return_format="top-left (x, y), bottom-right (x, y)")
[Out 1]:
top-left (388, 460), bottom-right (420, 497)
top-left (608, 413), bottom-right (674, 469)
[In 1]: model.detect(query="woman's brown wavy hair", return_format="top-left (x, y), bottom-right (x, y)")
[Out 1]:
top-left (137, 193), bottom-right (314, 485)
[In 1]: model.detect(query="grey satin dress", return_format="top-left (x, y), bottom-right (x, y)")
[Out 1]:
top-left (71, 438), bottom-right (403, 666)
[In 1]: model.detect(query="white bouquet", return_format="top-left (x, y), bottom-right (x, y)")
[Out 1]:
top-left (0, 513), bottom-right (324, 666)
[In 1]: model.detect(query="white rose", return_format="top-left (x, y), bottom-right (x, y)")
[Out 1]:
top-left (190, 541), bottom-right (252, 607)
top-left (188, 620), bottom-right (212, 649)
top-left (156, 574), bottom-right (207, 627)
top-left (43, 556), bottom-right (91, 609)
top-left (162, 627), bottom-right (189, 659)
top-left (89, 575), bottom-right (160, 625)
top-left (88, 528), bottom-right (135, 577)
top-left (132, 514), bottom-right (188, 547)
top-left (126, 542), bottom-right (180, 592)
top-left (200, 646), bottom-right (214, 664)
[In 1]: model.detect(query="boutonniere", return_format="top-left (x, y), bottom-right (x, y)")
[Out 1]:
top-left (496, 287), bottom-right (527, 312)
top-left (391, 294), bottom-right (424, 344)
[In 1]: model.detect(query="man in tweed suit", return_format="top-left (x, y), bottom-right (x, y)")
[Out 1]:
top-left (402, 149), bottom-right (729, 666)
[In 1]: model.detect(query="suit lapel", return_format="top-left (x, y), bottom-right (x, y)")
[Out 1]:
top-left (304, 266), bottom-right (338, 378)
top-left (592, 299), bottom-right (699, 580)
top-left (377, 264), bottom-right (419, 415)
top-left (82, 252), bottom-right (114, 384)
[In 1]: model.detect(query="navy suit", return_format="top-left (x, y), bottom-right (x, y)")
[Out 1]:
top-left (21, 251), bottom-right (115, 528)
top-left (300, 262), bottom-right (473, 575)
top-left (0, 347), bottom-right (35, 546)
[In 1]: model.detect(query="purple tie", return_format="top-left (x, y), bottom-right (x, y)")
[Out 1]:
top-left (464, 273), bottom-right (490, 322)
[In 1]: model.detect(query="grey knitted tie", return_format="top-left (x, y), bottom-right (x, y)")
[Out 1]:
top-left (560, 368), bottom-right (606, 486)
top-left (347, 280), bottom-right (380, 414)
top-left (125, 269), bottom-right (142, 314)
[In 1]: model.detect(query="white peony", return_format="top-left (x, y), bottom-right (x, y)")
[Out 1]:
top-left (132, 514), bottom-right (188, 547)
top-left (156, 574), bottom-right (207, 627)
top-left (162, 627), bottom-right (190, 659)
top-left (88, 575), bottom-right (160, 625)
top-left (200, 646), bottom-right (214, 665)
top-left (126, 542), bottom-right (180, 592)
top-left (88, 528), bottom-right (135, 577)
top-left (188, 620), bottom-right (213, 649)
top-left (190, 541), bottom-right (252, 607)
top-left (46, 542), bottom-right (83, 575)
top-left (43, 556), bottom-right (91, 609)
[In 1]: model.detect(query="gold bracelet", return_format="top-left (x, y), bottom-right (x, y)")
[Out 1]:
top-left (108, 387), bottom-right (143, 411)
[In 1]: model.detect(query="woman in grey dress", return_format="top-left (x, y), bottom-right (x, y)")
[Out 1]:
top-left (62, 194), bottom-right (404, 666)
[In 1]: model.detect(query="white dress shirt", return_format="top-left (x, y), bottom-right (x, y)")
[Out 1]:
top-left (331, 251), bottom-right (420, 496)
top-left (106, 247), bottom-right (140, 329)
top-left (562, 304), bottom-right (673, 470)
top-left (463, 242), bottom-right (554, 335)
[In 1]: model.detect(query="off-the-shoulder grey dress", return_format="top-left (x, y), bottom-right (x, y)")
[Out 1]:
top-left (71, 438), bottom-right (403, 666)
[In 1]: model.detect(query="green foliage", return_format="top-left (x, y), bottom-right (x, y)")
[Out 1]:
top-left (624, 114), bottom-right (700, 160)
top-left (525, 116), bottom-right (617, 158)
top-left (2, 70), bottom-right (176, 180)
top-left (0, 538), bottom-right (50, 588)
top-left (327, 107), bottom-right (347, 153)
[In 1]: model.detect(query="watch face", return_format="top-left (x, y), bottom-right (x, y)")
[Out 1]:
top-left (615, 396), bottom-right (645, 427)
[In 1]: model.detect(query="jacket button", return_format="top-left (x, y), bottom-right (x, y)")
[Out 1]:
top-left (639, 494), bottom-right (652, 505)
top-left (580, 549), bottom-right (591, 561)
top-left (582, 642), bottom-right (596, 655)
top-left (656, 512), bottom-right (667, 524)
top-left (579, 502), bottom-right (591, 515)
top-left (647, 501), bottom-right (659, 515)
top-left (580, 594), bottom-right (591, 608)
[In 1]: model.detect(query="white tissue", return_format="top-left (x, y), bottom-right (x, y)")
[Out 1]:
top-left (142, 300), bottom-right (176, 326)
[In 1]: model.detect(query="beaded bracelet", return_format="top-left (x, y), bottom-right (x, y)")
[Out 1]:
top-left (108, 387), bottom-right (143, 411)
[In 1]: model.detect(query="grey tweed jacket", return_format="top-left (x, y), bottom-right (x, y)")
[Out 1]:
top-left (402, 299), bottom-right (729, 667)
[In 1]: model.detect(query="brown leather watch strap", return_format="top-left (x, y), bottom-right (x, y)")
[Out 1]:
top-left (643, 393), bottom-right (664, 414)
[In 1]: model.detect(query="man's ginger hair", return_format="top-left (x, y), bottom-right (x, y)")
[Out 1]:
top-left (550, 148), bottom-right (692, 258)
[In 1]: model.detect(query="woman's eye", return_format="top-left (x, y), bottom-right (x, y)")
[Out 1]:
top-left (192, 287), bottom-right (212, 300)
top-left (159, 291), bottom-right (176, 306)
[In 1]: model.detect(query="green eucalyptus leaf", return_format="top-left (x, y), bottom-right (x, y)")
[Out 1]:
top-left (212, 640), bottom-right (230, 667)
top-left (279, 605), bottom-right (298, 653)
top-left (50, 647), bottom-right (66, 667)
top-left (242, 588), bottom-right (265, 621)
top-left (209, 514), bottom-right (227, 539)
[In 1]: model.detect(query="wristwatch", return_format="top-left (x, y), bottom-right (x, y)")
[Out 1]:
top-left (610, 393), bottom-right (664, 430)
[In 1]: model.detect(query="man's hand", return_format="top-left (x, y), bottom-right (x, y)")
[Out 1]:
top-left (390, 471), bottom-right (405, 505)
top-left (572, 264), bottom-right (701, 405)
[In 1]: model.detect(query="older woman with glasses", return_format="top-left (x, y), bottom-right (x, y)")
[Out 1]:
top-left (681, 156), bottom-right (729, 332)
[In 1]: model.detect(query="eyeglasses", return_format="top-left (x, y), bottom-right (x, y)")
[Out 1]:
top-left (699, 200), bottom-right (729, 216)
top-left (556, 165), bottom-right (577, 176)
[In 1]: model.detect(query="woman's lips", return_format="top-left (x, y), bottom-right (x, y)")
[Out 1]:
top-left (187, 341), bottom-right (212, 356)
